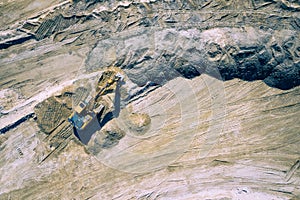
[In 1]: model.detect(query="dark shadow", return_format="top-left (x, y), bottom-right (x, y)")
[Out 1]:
top-left (74, 80), bottom-right (125, 144)
top-left (113, 81), bottom-right (122, 118)
top-left (99, 112), bottom-right (114, 127)
top-left (0, 113), bottom-right (35, 134)
top-left (75, 117), bottom-right (101, 145)
top-left (0, 35), bottom-right (34, 50)
top-left (73, 126), bottom-right (80, 140)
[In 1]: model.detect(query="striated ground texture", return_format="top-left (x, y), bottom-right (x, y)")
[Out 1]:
top-left (0, 0), bottom-right (300, 199)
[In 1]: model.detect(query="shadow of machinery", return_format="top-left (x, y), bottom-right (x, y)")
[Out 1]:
top-left (73, 79), bottom-right (124, 145)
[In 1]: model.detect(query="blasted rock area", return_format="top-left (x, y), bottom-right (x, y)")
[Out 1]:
top-left (0, 0), bottom-right (299, 90)
top-left (86, 27), bottom-right (300, 89)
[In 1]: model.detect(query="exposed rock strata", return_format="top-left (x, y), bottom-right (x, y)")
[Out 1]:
top-left (0, 0), bottom-right (299, 199)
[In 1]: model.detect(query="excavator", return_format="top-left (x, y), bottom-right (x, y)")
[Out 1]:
top-left (68, 72), bottom-right (124, 131)
top-left (34, 68), bottom-right (125, 162)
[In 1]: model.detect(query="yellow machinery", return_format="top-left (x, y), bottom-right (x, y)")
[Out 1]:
top-left (68, 70), bottom-right (124, 131)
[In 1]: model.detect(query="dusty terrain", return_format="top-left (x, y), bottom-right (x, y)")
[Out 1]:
top-left (0, 0), bottom-right (300, 199)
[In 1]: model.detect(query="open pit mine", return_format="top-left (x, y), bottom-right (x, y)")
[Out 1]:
top-left (0, 0), bottom-right (299, 199)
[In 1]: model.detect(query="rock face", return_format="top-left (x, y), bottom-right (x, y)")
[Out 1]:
top-left (0, 0), bottom-right (300, 199)
top-left (87, 27), bottom-right (300, 89)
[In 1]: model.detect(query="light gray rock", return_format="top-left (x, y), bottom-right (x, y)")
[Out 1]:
top-left (0, 0), bottom-right (300, 199)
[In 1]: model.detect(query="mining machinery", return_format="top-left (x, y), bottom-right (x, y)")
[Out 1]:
top-left (68, 72), bottom-right (124, 130)
top-left (34, 68), bottom-right (124, 162)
